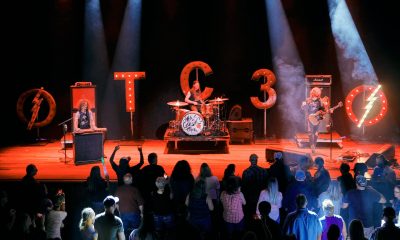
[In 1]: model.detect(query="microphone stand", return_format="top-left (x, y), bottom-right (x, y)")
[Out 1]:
top-left (58, 118), bottom-right (72, 164)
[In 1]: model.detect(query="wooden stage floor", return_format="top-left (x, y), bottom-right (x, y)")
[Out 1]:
top-left (0, 139), bottom-right (399, 182)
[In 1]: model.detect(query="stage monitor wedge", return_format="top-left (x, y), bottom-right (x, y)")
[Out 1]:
top-left (364, 144), bottom-right (395, 168)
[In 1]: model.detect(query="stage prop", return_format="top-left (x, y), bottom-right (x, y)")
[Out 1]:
top-left (114, 72), bottom-right (146, 137)
top-left (345, 85), bottom-right (388, 136)
top-left (164, 61), bottom-right (230, 153)
top-left (295, 75), bottom-right (343, 149)
top-left (16, 87), bottom-right (56, 141)
top-left (250, 69), bottom-right (277, 139)
top-left (73, 132), bottom-right (104, 165)
top-left (265, 147), bottom-right (313, 170)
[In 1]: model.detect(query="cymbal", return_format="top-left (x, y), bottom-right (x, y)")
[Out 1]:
top-left (167, 100), bottom-right (188, 107)
top-left (209, 97), bottom-right (229, 103)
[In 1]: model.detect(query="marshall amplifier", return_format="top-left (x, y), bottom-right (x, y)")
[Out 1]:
top-left (305, 75), bottom-right (332, 86)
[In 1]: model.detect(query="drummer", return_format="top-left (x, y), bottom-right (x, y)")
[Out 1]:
top-left (184, 80), bottom-right (204, 112)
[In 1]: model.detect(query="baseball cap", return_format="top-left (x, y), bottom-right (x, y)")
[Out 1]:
top-left (295, 170), bottom-right (306, 181)
top-left (274, 152), bottom-right (283, 160)
top-left (103, 195), bottom-right (119, 208)
top-left (355, 175), bottom-right (367, 187)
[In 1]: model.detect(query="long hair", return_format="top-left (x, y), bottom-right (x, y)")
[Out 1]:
top-left (223, 164), bottom-right (235, 181)
top-left (87, 166), bottom-right (104, 193)
top-left (199, 162), bottom-right (212, 180)
top-left (326, 181), bottom-right (342, 202)
top-left (266, 178), bottom-right (280, 205)
top-left (191, 179), bottom-right (207, 199)
top-left (349, 219), bottom-right (366, 240)
top-left (78, 99), bottom-right (90, 112)
top-left (171, 160), bottom-right (193, 181)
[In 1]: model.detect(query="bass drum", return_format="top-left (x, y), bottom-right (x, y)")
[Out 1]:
top-left (181, 111), bottom-right (205, 136)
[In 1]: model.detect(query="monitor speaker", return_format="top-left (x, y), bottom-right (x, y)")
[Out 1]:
top-left (364, 144), bottom-right (395, 168)
top-left (74, 132), bottom-right (103, 165)
top-left (266, 147), bottom-right (312, 169)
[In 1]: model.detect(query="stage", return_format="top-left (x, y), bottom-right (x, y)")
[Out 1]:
top-left (0, 138), bottom-right (399, 182)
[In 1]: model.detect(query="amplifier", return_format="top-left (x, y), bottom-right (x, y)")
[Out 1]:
top-left (305, 75), bottom-right (332, 86)
top-left (226, 118), bottom-right (253, 143)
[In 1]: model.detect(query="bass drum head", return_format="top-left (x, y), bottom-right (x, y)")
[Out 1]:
top-left (181, 111), bottom-right (205, 136)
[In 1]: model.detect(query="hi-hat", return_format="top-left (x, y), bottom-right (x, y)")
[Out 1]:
top-left (167, 100), bottom-right (188, 107)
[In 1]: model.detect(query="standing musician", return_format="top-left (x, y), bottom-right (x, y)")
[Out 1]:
top-left (185, 80), bottom-right (205, 112)
top-left (73, 99), bottom-right (98, 133)
top-left (301, 87), bottom-right (331, 153)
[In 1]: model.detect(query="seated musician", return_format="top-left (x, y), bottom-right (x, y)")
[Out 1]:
top-left (73, 99), bottom-right (98, 133)
top-left (184, 80), bottom-right (205, 112)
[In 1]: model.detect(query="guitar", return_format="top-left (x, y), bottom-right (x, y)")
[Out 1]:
top-left (308, 101), bottom-right (343, 126)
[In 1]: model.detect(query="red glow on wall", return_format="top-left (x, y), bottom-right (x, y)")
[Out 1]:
top-left (345, 85), bottom-right (388, 127)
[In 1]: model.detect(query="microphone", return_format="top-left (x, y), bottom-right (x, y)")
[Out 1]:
top-left (63, 124), bottom-right (68, 134)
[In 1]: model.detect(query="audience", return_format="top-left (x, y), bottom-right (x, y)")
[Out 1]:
top-left (138, 152), bottom-right (165, 203)
top-left (348, 219), bottom-right (367, 240)
top-left (392, 185), bottom-right (400, 222)
top-left (342, 175), bottom-right (386, 238)
top-left (318, 181), bottom-right (343, 217)
top-left (169, 160), bottom-right (195, 209)
top-left (86, 166), bottom-right (109, 214)
top-left (371, 154), bottom-right (397, 203)
top-left (252, 201), bottom-right (282, 240)
top-left (110, 145), bottom-right (144, 186)
top-left (337, 163), bottom-right (355, 195)
top-left (45, 190), bottom-right (67, 240)
top-left (370, 206), bottom-right (400, 240)
top-left (115, 173), bottom-right (144, 239)
top-left (94, 195), bottom-right (125, 240)
top-left (313, 157), bottom-right (331, 197)
top-left (151, 177), bottom-right (175, 238)
top-left (0, 190), bottom-right (16, 239)
top-left (241, 154), bottom-right (268, 219)
top-left (327, 224), bottom-right (341, 240)
top-left (319, 199), bottom-right (346, 240)
top-left (79, 207), bottom-right (97, 240)
top-left (220, 176), bottom-right (246, 240)
top-left (222, 164), bottom-right (240, 192)
top-left (283, 194), bottom-right (322, 240)
top-left (268, 152), bottom-right (292, 194)
top-left (129, 213), bottom-right (157, 240)
top-left (256, 177), bottom-right (282, 222)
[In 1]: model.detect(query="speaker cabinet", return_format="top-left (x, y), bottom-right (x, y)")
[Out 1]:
top-left (73, 132), bottom-right (103, 165)
top-left (365, 144), bottom-right (395, 168)
top-left (266, 147), bottom-right (312, 169)
top-left (226, 118), bottom-right (253, 143)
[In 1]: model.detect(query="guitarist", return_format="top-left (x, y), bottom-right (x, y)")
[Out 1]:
top-left (301, 87), bottom-right (330, 154)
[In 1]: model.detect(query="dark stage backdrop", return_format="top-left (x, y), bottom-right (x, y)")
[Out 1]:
top-left (2, 0), bottom-right (399, 145)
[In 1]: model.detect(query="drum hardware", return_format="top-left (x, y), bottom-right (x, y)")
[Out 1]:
top-left (167, 100), bottom-right (189, 132)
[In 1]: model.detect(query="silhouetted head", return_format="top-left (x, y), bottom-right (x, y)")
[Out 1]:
top-left (148, 152), bottom-right (158, 165)
top-left (295, 194), bottom-right (307, 209)
top-left (26, 164), bottom-right (38, 177)
top-left (258, 201), bottom-right (271, 218)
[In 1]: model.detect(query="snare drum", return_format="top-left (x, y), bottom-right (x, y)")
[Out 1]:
top-left (200, 103), bottom-right (214, 117)
top-left (181, 111), bottom-right (205, 135)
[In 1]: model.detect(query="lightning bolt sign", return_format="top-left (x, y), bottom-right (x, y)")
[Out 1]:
top-left (357, 85), bottom-right (381, 128)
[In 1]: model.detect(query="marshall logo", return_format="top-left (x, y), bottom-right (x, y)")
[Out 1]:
top-left (306, 75), bottom-right (332, 85)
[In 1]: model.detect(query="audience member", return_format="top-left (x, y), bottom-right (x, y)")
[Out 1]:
top-left (252, 201), bottom-right (282, 240)
top-left (86, 166), bottom-right (109, 214)
top-left (110, 145), bottom-right (144, 186)
top-left (348, 219), bottom-right (367, 240)
top-left (337, 163), bottom-right (355, 195)
top-left (241, 154), bottom-right (268, 219)
top-left (319, 199), bottom-right (346, 240)
top-left (318, 181), bottom-right (343, 217)
top-left (185, 179), bottom-right (213, 239)
top-left (79, 207), bottom-right (98, 240)
top-left (256, 178), bottom-right (282, 222)
top-left (129, 213), bottom-right (158, 240)
top-left (342, 175), bottom-right (386, 238)
top-left (371, 154), bottom-right (396, 203)
top-left (174, 204), bottom-right (201, 240)
top-left (327, 224), bottom-right (341, 240)
top-left (151, 177), bottom-right (174, 238)
top-left (20, 164), bottom-right (47, 218)
top-left (222, 164), bottom-right (240, 192)
top-left (94, 195), bottom-right (125, 240)
top-left (0, 190), bottom-right (16, 238)
top-left (353, 163), bottom-right (368, 178)
top-left (45, 190), bottom-right (67, 240)
top-left (313, 157), bottom-right (331, 197)
top-left (370, 206), bottom-right (400, 240)
top-left (283, 194), bottom-right (322, 240)
top-left (268, 152), bottom-right (292, 194)
top-left (220, 176), bottom-right (246, 240)
top-left (392, 185), bottom-right (400, 221)
top-left (298, 156), bottom-right (313, 182)
top-left (115, 173), bottom-right (144, 238)
top-left (197, 162), bottom-right (220, 207)
top-left (283, 169), bottom-right (318, 214)
top-left (169, 160), bottom-right (195, 209)
top-left (138, 153), bottom-right (165, 203)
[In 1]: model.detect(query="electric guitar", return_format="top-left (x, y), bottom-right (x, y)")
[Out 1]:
top-left (308, 101), bottom-right (343, 126)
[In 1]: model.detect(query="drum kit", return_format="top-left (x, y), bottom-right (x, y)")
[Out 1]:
top-left (167, 97), bottom-right (229, 136)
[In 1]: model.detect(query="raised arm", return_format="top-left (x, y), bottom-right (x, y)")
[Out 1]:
top-left (110, 145), bottom-right (120, 171)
